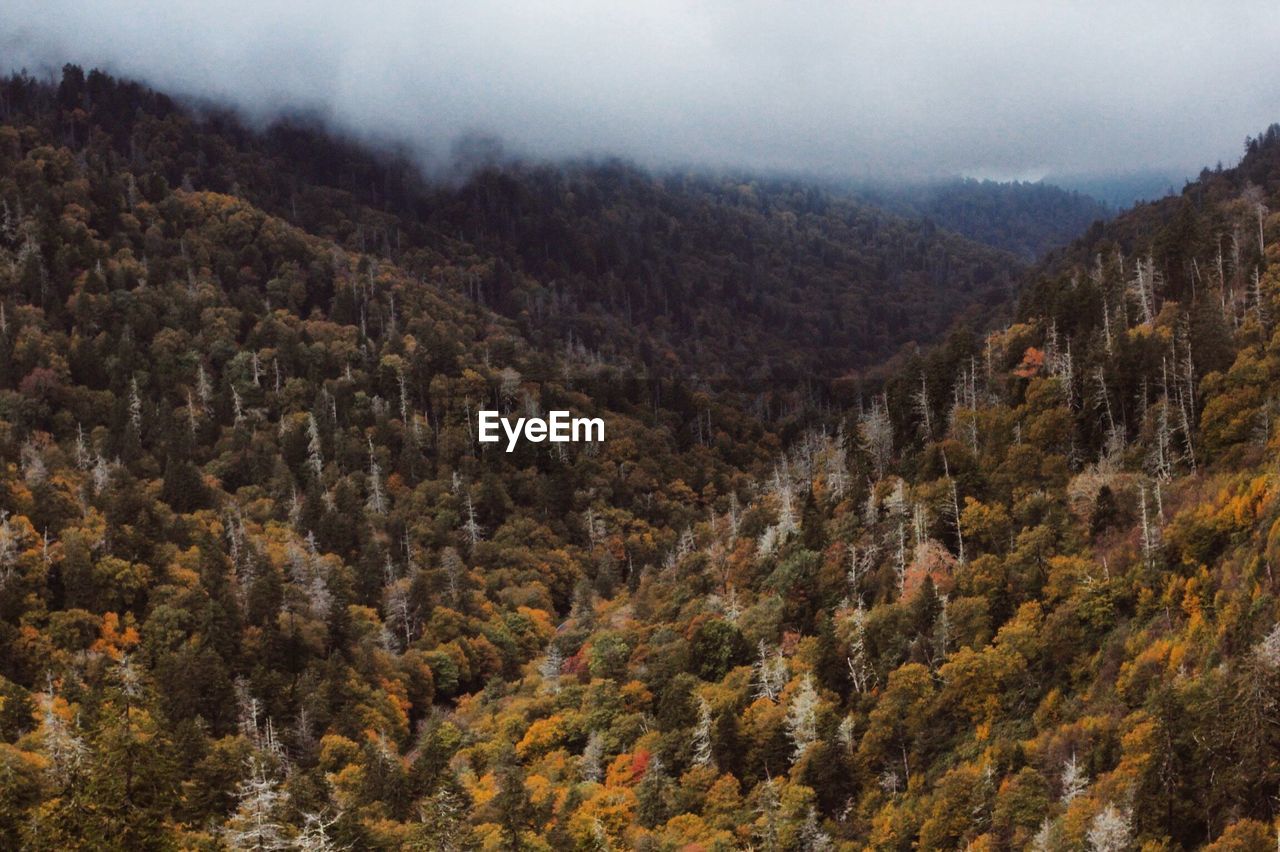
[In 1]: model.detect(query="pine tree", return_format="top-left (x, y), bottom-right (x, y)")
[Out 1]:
top-left (493, 745), bottom-right (531, 851)
top-left (635, 753), bottom-right (672, 828)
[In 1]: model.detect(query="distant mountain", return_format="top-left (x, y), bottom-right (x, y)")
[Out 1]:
top-left (1043, 168), bottom-right (1186, 209)
top-left (852, 177), bottom-right (1112, 260)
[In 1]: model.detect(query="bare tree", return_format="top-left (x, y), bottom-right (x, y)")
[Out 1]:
top-left (1130, 256), bottom-right (1157, 326)
top-left (306, 414), bottom-right (324, 480)
top-left (296, 812), bottom-right (347, 852)
top-left (798, 806), bottom-right (834, 852)
top-left (365, 438), bottom-right (385, 515)
top-left (225, 756), bottom-right (292, 851)
top-left (1086, 804), bottom-right (1132, 852)
top-left (383, 571), bottom-right (416, 650)
top-left (941, 450), bottom-right (965, 565)
top-left (39, 675), bottom-right (87, 786)
top-left (753, 641), bottom-right (788, 702)
top-left (128, 376), bottom-right (143, 433)
top-left (785, 674), bottom-right (820, 760)
top-left (538, 643), bottom-right (564, 692)
top-left (580, 731), bottom-right (605, 782)
top-left (692, 697), bottom-right (715, 769)
top-left (1060, 752), bottom-right (1088, 803)
top-left (858, 395), bottom-right (894, 480)
top-left (461, 495), bottom-right (483, 546)
top-left (846, 602), bottom-right (872, 694)
top-left (1139, 483), bottom-right (1160, 569)
top-left (440, 547), bottom-right (464, 606)
top-left (913, 375), bottom-right (933, 440)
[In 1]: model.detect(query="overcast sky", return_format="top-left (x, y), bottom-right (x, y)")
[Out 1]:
top-left (3, 1), bottom-right (1278, 182)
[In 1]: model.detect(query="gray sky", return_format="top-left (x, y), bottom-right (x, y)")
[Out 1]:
top-left (3, 1), bottom-right (1278, 182)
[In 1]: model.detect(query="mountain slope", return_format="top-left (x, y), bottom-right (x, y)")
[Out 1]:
top-left (854, 177), bottom-right (1112, 261)
top-left (420, 164), bottom-right (1022, 386)
top-left (10, 66), bottom-right (1025, 390)
top-left (0, 68), bottom-right (795, 850)
top-left (4, 64), bottom-right (1280, 850)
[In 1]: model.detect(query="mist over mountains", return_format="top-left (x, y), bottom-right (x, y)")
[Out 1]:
top-left (3, 5), bottom-right (1280, 847)
top-left (4, 1), bottom-right (1276, 185)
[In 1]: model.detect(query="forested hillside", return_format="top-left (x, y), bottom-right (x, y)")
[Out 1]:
top-left (854, 178), bottom-right (1112, 261)
top-left (2, 65), bottom-right (1280, 851)
top-left (0, 67), bottom-right (1023, 390)
top-left (419, 166), bottom-right (1022, 387)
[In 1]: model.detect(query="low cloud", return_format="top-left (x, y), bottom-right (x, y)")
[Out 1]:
top-left (3, 1), bottom-right (1277, 181)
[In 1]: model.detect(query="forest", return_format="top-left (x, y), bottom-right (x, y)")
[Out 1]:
top-left (1, 66), bottom-right (1280, 850)
top-left (850, 178), bottom-right (1112, 261)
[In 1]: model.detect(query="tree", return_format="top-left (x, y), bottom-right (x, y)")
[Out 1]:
top-left (295, 811), bottom-right (347, 852)
top-left (692, 697), bottom-right (715, 769)
top-left (1086, 804), bottom-right (1132, 852)
top-left (1060, 752), bottom-right (1088, 803)
top-left (41, 659), bottom-right (177, 850)
top-left (858, 396), bottom-right (894, 480)
top-left (753, 641), bottom-right (788, 702)
top-left (798, 806), bottom-right (834, 852)
top-left (365, 439), bottom-right (385, 515)
top-left (409, 782), bottom-right (471, 851)
top-left (538, 643), bottom-right (564, 692)
top-left (581, 731), bottom-right (605, 783)
top-left (493, 745), bottom-right (532, 851)
top-left (635, 754), bottom-right (673, 828)
top-left (226, 757), bottom-right (292, 850)
top-left (785, 674), bottom-right (820, 761)
top-left (752, 778), bottom-right (782, 852)
top-left (690, 619), bottom-right (749, 682)
top-left (306, 413), bottom-right (324, 480)
top-left (462, 494), bottom-right (483, 547)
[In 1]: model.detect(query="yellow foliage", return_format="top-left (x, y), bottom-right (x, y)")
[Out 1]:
top-left (569, 785), bottom-right (636, 847)
top-left (468, 771), bottom-right (499, 809)
top-left (620, 680), bottom-right (653, 712)
top-left (1203, 819), bottom-right (1276, 850)
top-left (327, 762), bottom-right (365, 811)
top-left (516, 714), bottom-right (572, 760)
top-left (657, 813), bottom-right (737, 850)
top-left (90, 611), bottom-right (140, 660)
top-left (1116, 638), bottom-right (1184, 703)
top-left (318, 734), bottom-right (360, 772)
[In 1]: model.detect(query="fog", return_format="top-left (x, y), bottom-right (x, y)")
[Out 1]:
top-left (3, 1), bottom-right (1278, 183)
